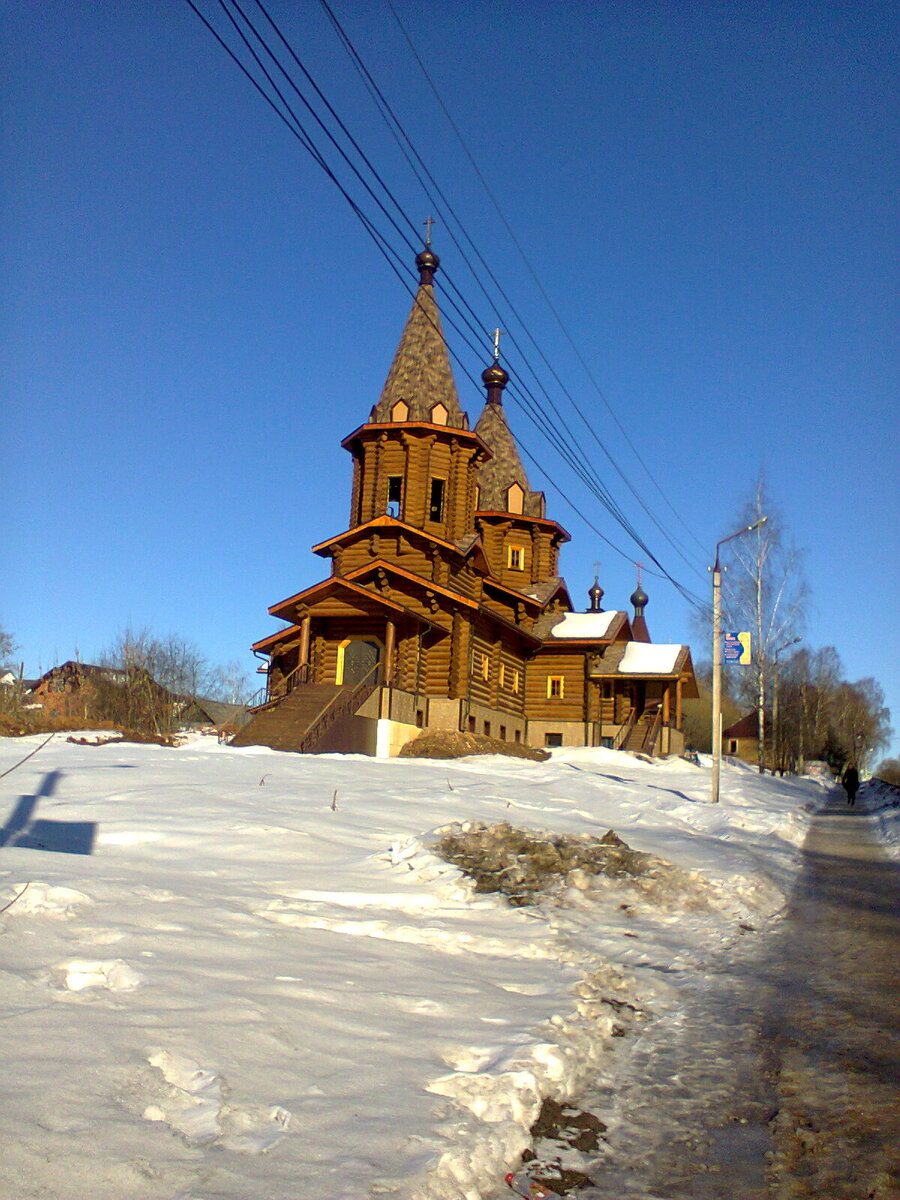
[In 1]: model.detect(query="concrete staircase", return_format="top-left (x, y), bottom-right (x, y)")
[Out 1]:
top-left (231, 684), bottom-right (344, 753)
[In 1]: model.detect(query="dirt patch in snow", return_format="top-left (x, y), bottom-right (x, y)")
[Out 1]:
top-left (399, 729), bottom-right (549, 762)
top-left (433, 820), bottom-right (699, 908)
top-left (519, 1097), bottom-right (607, 1192)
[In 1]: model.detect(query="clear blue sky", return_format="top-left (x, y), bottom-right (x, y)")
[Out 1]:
top-left (2, 1), bottom-right (897, 752)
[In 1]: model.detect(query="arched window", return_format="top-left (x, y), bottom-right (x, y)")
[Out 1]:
top-left (391, 399), bottom-right (409, 421)
top-left (430, 402), bottom-right (449, 426)
top-left (506, 482), bottom-right (525, 514)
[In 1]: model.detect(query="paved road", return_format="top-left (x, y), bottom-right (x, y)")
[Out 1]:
top-left (577, 787), bottom-right (900, 1199)
top-left (764, 791), bottom-right (900, 1199)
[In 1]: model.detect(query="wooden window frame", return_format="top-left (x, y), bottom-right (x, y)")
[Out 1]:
top-left (507, 544), bottom-right (525, 570)
top-left (547, 675), bottom-right (565, 699)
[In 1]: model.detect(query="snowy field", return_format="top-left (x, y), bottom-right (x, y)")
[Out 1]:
top-left (0, 733), bottom-right (878, 1200)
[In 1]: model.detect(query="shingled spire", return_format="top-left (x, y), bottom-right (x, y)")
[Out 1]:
top-left (370, 246), bottom-right (468, 428)
top-left (474, 338), bottom-right (545, 517)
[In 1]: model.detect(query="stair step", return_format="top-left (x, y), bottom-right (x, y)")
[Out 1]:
top-left (232, 684), bottom-right (347, 752)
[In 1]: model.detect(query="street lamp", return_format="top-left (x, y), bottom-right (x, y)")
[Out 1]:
top-left (711, 517), bottom-right (767, 803)
top-left (772, 636), bottom-right (802, 775)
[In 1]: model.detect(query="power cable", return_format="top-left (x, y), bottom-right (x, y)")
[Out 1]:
top-left (184, 0), bottom-right (704, 602)
top-left (384, 0), bottom-right (708, 559)
top-left (318, 0), bottom-right (706, 577)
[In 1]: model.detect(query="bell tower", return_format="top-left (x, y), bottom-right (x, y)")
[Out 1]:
top-left (472, 334), bottom-right (569, 588)
top-left (341, 246), bottom-right (490, 543)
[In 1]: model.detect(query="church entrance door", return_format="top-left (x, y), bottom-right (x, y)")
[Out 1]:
top-left (341, 639), bottom-right (381, 686)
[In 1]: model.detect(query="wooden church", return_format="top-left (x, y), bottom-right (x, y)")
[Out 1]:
top-left (234, 246), bottom-right (697, 757)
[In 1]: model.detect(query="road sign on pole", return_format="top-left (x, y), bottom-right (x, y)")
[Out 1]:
top-left (724, 632), bottom-right (751, 664)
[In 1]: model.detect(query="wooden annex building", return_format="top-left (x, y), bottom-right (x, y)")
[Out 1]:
top-left (235, 247), bottom-right (697, 758)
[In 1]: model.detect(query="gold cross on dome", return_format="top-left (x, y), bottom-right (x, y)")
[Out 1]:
top-left (493, 328), bottom-right (504, 361)
top-left (423, 215), bottom-right (434, 246)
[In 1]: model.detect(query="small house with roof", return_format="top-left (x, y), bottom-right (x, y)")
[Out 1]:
top-left (234, 246), bottom-right (697, 757)
top-left (722, 712), bottom-right (760, 764)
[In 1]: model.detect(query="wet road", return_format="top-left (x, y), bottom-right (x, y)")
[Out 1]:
top-left (763, 792), bottom-right (900, 1199)
top-left (580, 788), bottom-right (900, 1199)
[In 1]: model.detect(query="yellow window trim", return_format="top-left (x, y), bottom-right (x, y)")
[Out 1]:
top-left (547, 675), bottom-right (565, 699)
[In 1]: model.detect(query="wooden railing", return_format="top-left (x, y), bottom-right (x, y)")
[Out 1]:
top-left (297, 663), bottom-right (382, 754)
top-left (247, 663), bottom-right (310, 712)
top-left (638, 706), bottom-right (664, 754)
top-left (612, 706), bottom-right (637, 750)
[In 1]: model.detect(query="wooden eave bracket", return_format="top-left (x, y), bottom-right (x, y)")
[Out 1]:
top-left (268, 575), bottom-right (408, 621)
top-left (475, 511), bottom-right (572, 542)
top-left (346, 559), bottom-right (479, 610)
top-left (340, 420), bottom-right (493, 462)
top-left (312, 516), bottom-right (458, 558)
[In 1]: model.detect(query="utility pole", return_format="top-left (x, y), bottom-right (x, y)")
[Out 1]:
top-left (711, 517), bottom-right (767, 803)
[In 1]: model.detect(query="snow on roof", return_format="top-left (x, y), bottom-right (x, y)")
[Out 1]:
top-left (550, 611), bottom-right (619, 639)
top-left (618, 642), bottom-right (683, 674)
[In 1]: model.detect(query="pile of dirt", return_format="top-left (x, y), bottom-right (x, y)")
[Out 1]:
top-left (399, 729), bottom-right (549, 762)
top-left (517, 1097), bottom-right (608, 1192)
top-left (433, 820), bottom-right (662, 907)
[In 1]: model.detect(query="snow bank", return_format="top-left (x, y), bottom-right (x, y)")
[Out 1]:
top-left (860, 778), bottom-right (900, 860)
top-left (0, 734), bottom-right (823, 1199)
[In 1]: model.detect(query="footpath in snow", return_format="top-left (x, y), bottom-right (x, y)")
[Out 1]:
top-left (0, 734), bottom-right (893, 1200)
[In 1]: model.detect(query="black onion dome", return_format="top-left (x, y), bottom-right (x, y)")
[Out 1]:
top-left (481, 362), bottom-right (509, 388)
top-left (630, 584), bottom-right (648, 610)
top-left (588, 581), bottom-right (605, 611)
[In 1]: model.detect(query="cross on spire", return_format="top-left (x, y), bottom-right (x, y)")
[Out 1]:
top-left (423, 215), bottom-right (435, 246)
top-left (593, 560), bottom-right (601, 585)
top-left (635, 561), bottom-right (644, 586)
top-left (492, 328), bottom-right (503, 361)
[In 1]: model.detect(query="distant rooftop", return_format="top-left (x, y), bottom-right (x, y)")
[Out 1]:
top-left (549, 611), bottom-right (620, 639)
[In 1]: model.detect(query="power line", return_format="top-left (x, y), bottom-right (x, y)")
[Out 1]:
top-left (318, 0), bottom-right (706, 578)
top-left (383, 0), bottom-right (709, 561)
top-left (184, 0), bottom-right (705, 604)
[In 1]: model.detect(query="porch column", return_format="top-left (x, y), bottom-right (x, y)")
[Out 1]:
top-left (384, 619), bottom-right (396, 685)
top-left (676, 678), bottom-right (683, 727)
top-left (299, 614), bottom-right (311, 666)
top-left (662, 684), bottom-right (671, 725)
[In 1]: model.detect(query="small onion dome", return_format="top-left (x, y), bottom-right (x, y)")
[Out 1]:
top-left (630, 584), bottom-right (648, 613)
top-left (481, 362), bottom-right (509, 390)
top-left (588, 581), bottom-right (605, 612)
top-left (415, 247), bottom-right (440, 283)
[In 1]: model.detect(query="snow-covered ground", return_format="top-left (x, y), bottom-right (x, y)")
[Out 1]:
top-left (860, 776), bottom-right (900, 860)
top-left (0, 734), bottom-right (878, 1200)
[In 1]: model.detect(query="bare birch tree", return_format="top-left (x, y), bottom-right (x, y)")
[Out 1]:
top-left (720, 474), bottom-right (808, 772)
top-left (830, 677), bottom-right (892, 772)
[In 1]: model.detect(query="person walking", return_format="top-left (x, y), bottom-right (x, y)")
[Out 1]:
top-left (842, 764), bottom-right (860, 806)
